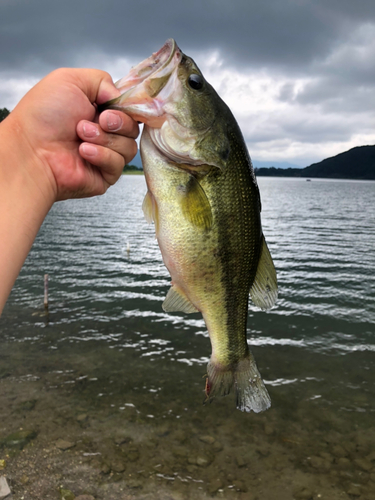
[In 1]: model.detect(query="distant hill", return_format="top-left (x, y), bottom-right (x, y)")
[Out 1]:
top-left (255, 145), bottom-right (375, 180)
top-left (252, 160), bottom-right (302, 170)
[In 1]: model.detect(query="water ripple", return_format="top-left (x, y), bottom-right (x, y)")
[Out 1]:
top-left (2, 176), bottom-right (375, 361)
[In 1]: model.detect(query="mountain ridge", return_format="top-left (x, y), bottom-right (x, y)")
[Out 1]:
top-left (254, 145), bottom-right (375, 180)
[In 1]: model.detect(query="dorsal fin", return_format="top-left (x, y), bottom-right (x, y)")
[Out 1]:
top-left (162, 285), bottom-right (198, 314)
top-left (250, 235), bottom-right (278, 310)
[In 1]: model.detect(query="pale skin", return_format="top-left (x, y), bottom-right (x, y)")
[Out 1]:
top-left (0, 68), bottom-right (139, 314)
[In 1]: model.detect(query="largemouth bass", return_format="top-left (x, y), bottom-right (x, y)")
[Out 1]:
top-left (102, 39), bottom-right (278, 413)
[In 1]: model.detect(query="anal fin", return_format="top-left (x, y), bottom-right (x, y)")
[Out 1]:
top-left (162, 285), bottom-right (198, 314)
top-left (250, 235), bottom-right (278, 310)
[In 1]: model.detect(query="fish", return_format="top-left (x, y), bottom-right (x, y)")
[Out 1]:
top-left (101, 39), bottom-right (278, 413)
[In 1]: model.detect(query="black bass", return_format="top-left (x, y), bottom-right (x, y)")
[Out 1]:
top-left (102, 39), bottom-right (277, 413)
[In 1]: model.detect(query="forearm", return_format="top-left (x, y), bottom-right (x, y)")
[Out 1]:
top-left (0, 68), bottom-right (139, 315)
top-left (0, 116), bottom-right (55, 314)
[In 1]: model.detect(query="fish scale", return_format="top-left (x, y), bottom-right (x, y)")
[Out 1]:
top-left (101, 39), bottom-right (277, 413)
top-left (198, 128), bottom-right (260, 363)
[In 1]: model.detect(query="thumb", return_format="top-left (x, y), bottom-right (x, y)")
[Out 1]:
top-left (74, 69), bottom-right (122, 105)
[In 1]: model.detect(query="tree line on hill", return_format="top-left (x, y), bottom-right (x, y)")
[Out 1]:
top-left (123, 164), bottom-right (143, 172)
top-left (2, 107), bottom-right (373, 179)
top-left (254, 145), bottom-right (375, 180)
top-left (0, 108), bottom-right (10, 122)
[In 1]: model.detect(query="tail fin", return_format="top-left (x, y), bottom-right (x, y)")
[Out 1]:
top-left (205, 352), bottom-right (271, 413)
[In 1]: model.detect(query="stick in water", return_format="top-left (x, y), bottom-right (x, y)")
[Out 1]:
top-left (44, 274), bottom-right (48, 309)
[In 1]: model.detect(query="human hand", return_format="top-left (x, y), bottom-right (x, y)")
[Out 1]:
top-left (6, 68), bottom-right (139, 201)
top-left (0, 68), bottom-right (139, 313)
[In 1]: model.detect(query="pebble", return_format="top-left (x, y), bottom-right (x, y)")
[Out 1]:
top-left (19, 399), bottom-right (37, 411)
top-left (343, 442), bottom-right (356, 455)
top-left (309, 456), bottom-right (326, 470)
top-left (199, 435), bottom-right (215, 444)
top-left (1, 430), bottom-right (37, 450)
top-left (346, 484), bottom-right (361, 496)
top-left (264, 423), bottom-right (275, 436)
top-left (339, 471), bottom-right (354, 480)
top-left (235, 456), bottom-right (247, 468)
top-left (114, 436), bottom-right (132, 446)
top-left (235, 480), bottom-right (248, 493)
top-left (319, 452), bottom-right (333, 463)
top-left (172, 448), bottom-right (187, 458)
top-left (100, 462), bottom-right (111, 475)
top-left (0, 461), bottom-right (5, 471)
top-left (76, 414), bottom-right (88, 423)
top-left (111, 473), bottom-right (123, 483)
top-left (127, 479), bottom-right (143, 489)
top-left (337, 458), bottom-right (351, 469)
top-left (331, 444), bottom-right (348, 458)
top-left (208, 478), bottom-right (224, 494)
top-left (172, 430), bottom-right (187, 443)
top-left (212, 441), bottom-right (223, 452)
top-left (354, 457), bottom-right (373, 472)
top-left (124, 448), bottom-right (140, 463)
top-left (56, 439), bottom-right (76, 451)
top-left (293, 488), bottom-right (314, 499)
top-left (60, 488), bottom-right (75, 500)
top-left (111, 460), bottom-right (126, 473)
top-left (0, 476), bottom-right (11, 500)
top-left (196, 454), bottom-right (213, 467)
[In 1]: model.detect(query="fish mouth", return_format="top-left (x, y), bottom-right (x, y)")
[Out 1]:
top-left (99, 39), bottom-right (182, 122)
top-left (115, 39), bottom-right (180, 95)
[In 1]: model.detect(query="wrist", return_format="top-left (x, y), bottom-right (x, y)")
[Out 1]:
top-left (3, 111), bottom-right (58, 204)
top-left (0, 115), bottom-right (56, 313)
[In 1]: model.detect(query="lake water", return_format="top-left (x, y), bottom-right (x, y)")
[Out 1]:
top-left (1, 176), bottom-right (375, 500)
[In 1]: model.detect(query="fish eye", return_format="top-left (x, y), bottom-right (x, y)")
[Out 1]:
top-left (188, 73), bottom-right (204, 90)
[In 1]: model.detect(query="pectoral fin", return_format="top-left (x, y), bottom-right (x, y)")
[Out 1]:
top-left (250, 235), bottom-right (278, 310)
top-left (142, 191), bottom-right (159, 235)
top-left (162, 285), bottom-right (198, 314)
top-left (177, 175), bottom-right (213, 231)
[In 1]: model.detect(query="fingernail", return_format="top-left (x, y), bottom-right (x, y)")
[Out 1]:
top-left (83, 122), bottom-right (99, 138)
top-left (81, 144), bottom-right (98, 157)
top-left (106, 112), bottom-right (122, 131)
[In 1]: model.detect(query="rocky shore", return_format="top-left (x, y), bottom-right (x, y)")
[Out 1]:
top-left (1, 362), bottom-right (375, 500)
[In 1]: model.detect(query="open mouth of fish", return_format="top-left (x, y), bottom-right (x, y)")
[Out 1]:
top-left (101, 39), bottom-right (182, 123)
top-left (115, 39), bottom-right (181, 95)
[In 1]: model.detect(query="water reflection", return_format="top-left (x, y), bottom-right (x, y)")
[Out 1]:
top-left (1, 177), bottom-right (375, 499)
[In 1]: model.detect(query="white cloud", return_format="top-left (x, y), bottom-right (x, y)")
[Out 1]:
top-left (1, 18), bottom-right (374, 168)
top-left (0, 76), bottom-right (39, 110)
top-left (196, 46), bottom-right (375, 166)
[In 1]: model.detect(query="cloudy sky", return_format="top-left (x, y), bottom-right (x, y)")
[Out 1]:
top-left (1, 0), bottom-right (374, 167)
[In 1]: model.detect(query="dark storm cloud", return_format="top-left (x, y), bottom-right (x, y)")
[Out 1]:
top-left (1, 0), bottom-right (375, 75)
top-left (1, 0), bottom-right (374, 164)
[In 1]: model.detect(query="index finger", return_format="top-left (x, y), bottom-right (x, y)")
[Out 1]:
top-left (99, 110), bottom-right (139, 139)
